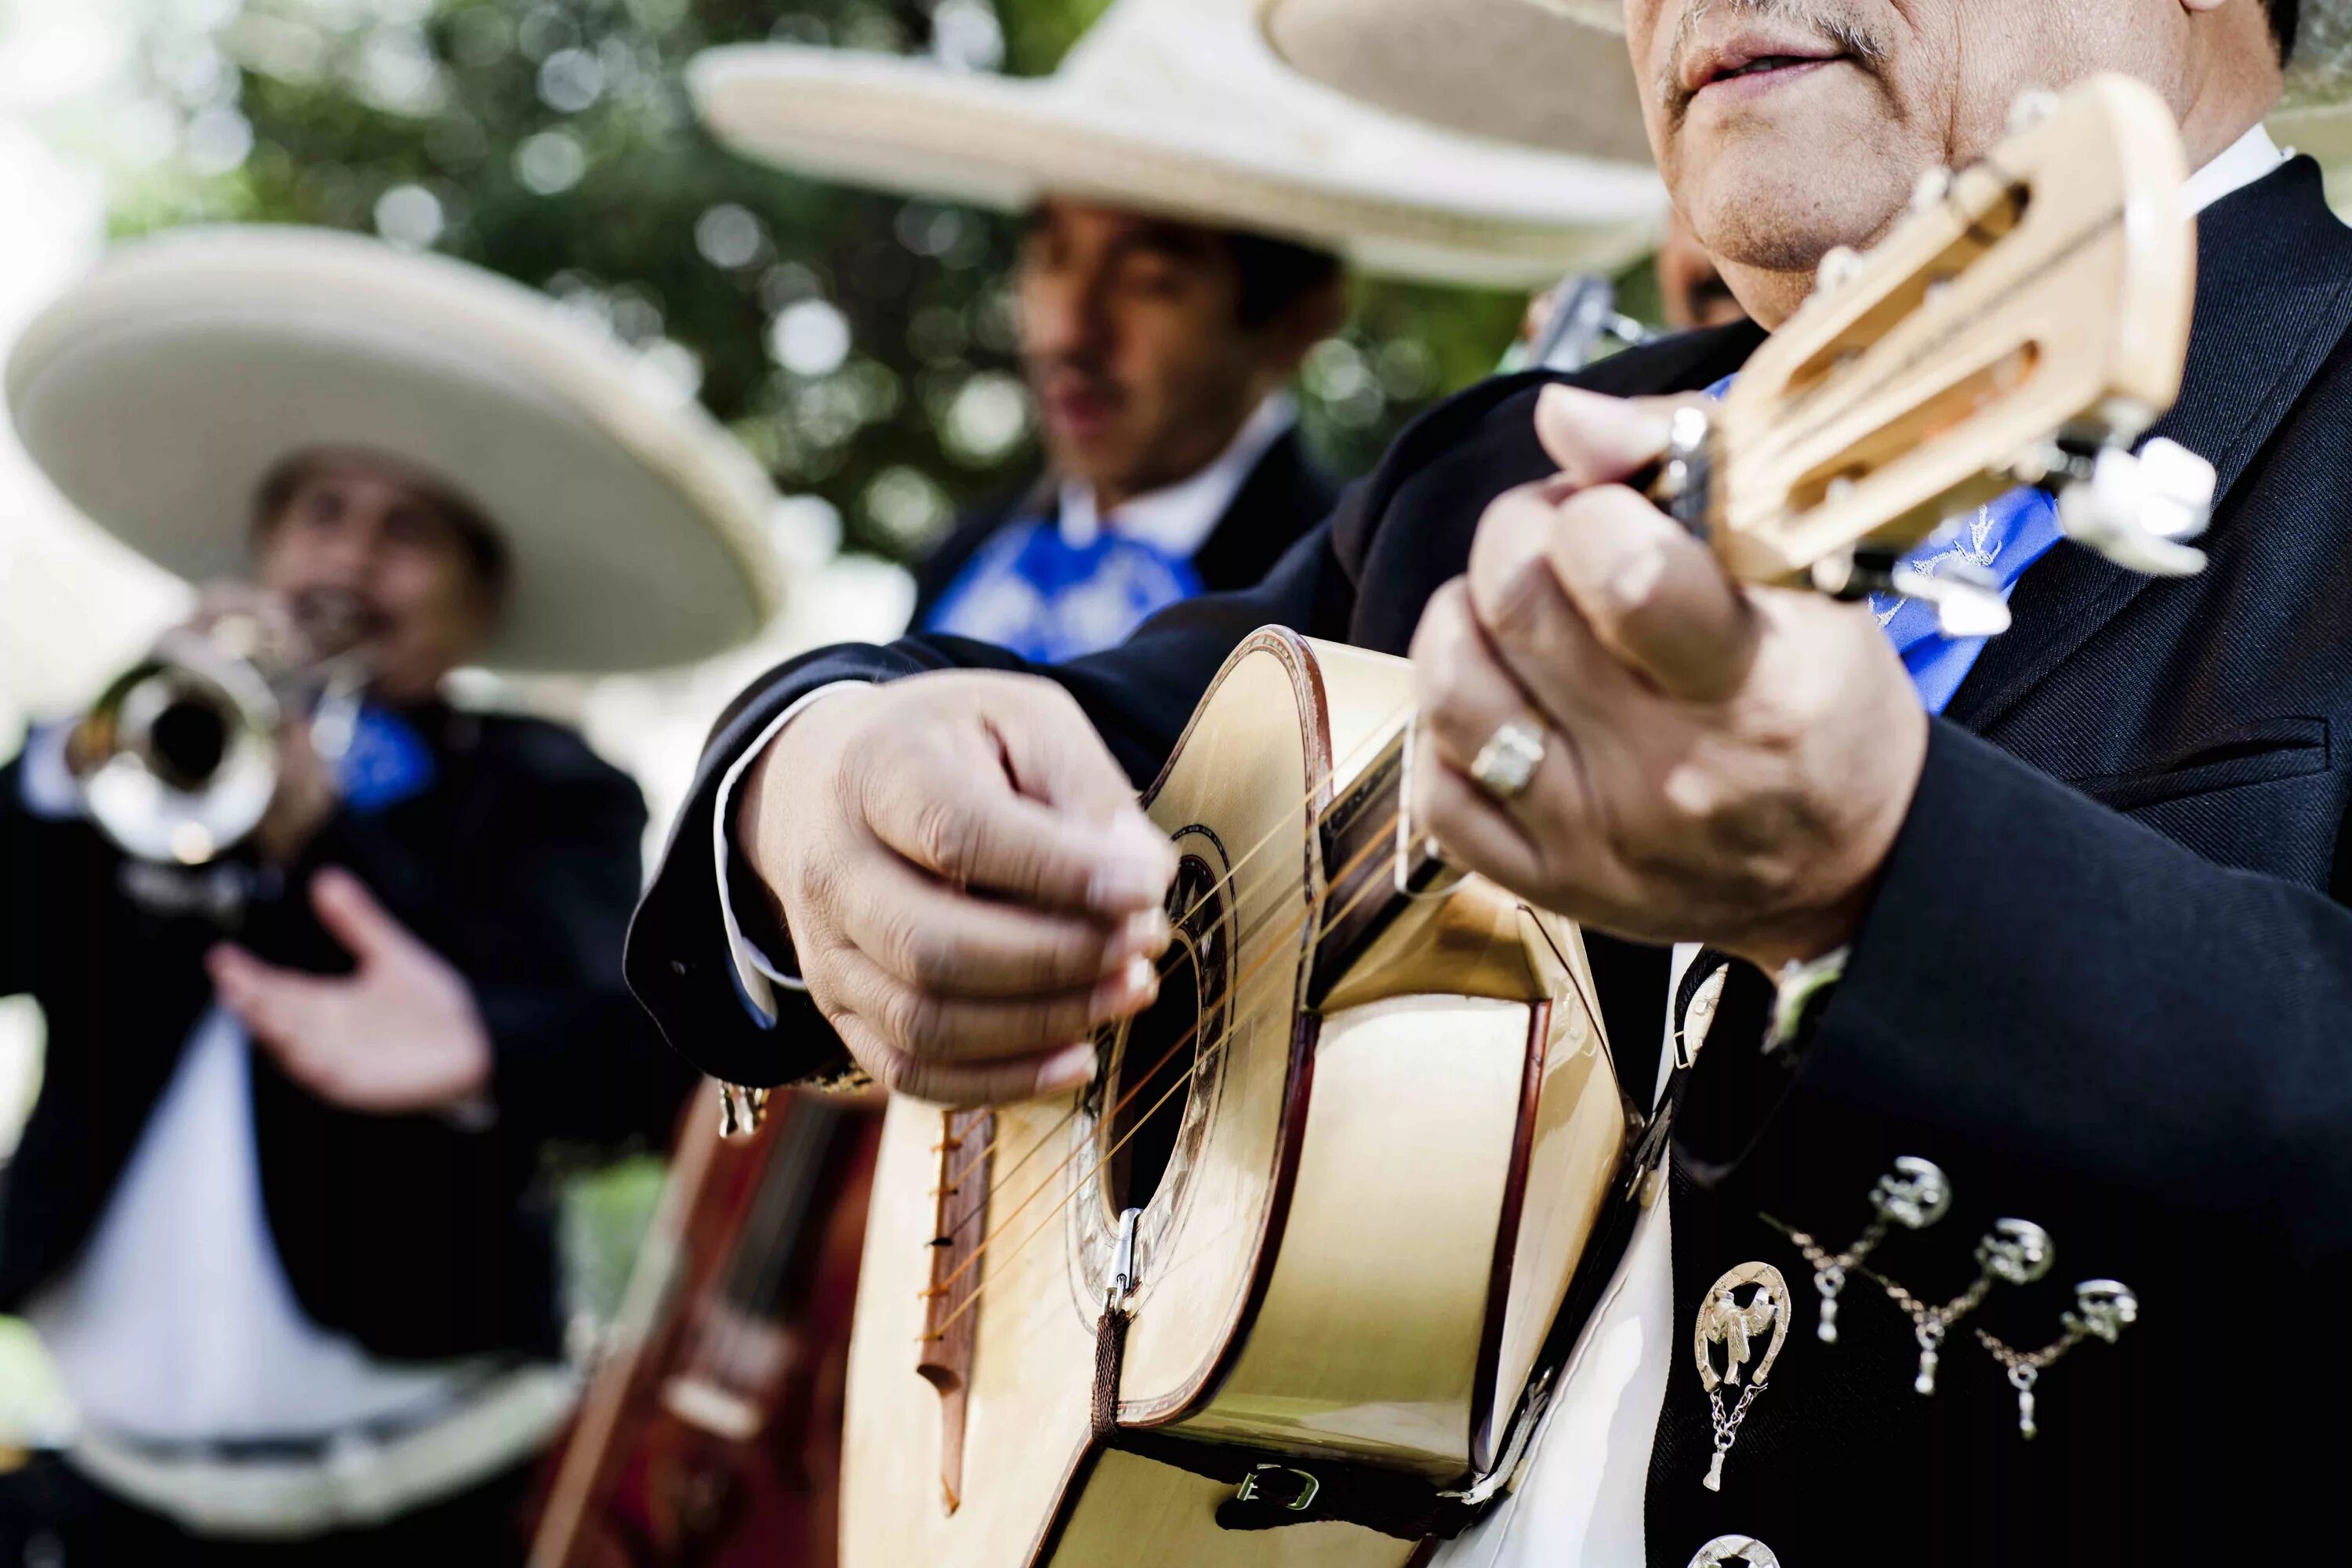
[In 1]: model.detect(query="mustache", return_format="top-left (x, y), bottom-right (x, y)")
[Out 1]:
top-left (1658, 0), bottom-right (1890, 116)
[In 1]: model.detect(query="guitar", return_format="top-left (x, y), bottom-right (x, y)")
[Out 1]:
top-left (530, 1082), bottom-right (883, 1568)
top-left (839, 74), bottom-right (2209, 1567)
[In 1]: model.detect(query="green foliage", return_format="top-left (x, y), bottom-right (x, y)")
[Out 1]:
top-left (112, 0), bottom-right (1547, 562)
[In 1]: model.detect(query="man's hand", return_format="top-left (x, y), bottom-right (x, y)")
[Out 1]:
top-left (1408, 384), bottom-right (1929, 971)
top-left (207, 868), bottom-right (495, 1114)
top-left (738, 672), bottom-right (1177, 1106)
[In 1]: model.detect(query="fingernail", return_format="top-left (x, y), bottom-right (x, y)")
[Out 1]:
top-left (1094, 954), bottom-right (1160, 1014)
top-left (1039, 1041), bottom-right (1098, 1094)
top-left (1117, 909), bottom-right (1173, 962)
top-left (1087, 819), bottom-right (1175, 912)
top-left (1608, 546), bottom-right (1668, 608)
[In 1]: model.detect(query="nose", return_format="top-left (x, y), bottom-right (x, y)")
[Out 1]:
top-left (1022, 260), bottom-right (1114, 368)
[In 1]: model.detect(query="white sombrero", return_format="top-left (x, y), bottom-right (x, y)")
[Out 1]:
top-left (6, 226), bottom-right (783, 674)
top-left (688, 0), bottom-right (1667, 289)
top-left (1258, 0), bottom-right (1653, 165)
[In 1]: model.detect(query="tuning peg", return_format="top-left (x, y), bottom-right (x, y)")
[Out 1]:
top-left (1813, 245), bottom-right (1864, 294)
top-left (2054, 437), bottom-right (2216, 577)
top-left (1890, 561), bottom-right (2013, 639)
top-left (2006, 89), bottom-right (2061, 136)
top-left (1909, 165), bottom-right (1953, 213)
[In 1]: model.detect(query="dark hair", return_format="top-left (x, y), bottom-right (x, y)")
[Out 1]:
top-left (1224, 230), bottom-right (1345, 330)
top-left (252, 451), bottom-right (512, 607)
top-left (2272, 0), bottom-right (2300, 62)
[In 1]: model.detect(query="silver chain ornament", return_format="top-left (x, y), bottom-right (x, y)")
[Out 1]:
top-left (1976, 1278), bottom-right (2139, 1438)
top-left (1775, 1156), bottom-right (1952, 1344)
top-left (1693, 1262), bottom-right (1792, 1492)
top-left (1867, 1218), bottom-right (2053, 1394)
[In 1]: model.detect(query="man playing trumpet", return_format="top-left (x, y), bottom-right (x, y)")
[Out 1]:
top-left (0, 227), bottom-right (779, 1563)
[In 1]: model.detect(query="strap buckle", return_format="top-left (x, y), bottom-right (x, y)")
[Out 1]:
top-left (1235, 1465), bottom-right (1320, 1512)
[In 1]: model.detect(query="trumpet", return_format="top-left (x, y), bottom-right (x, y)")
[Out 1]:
top-left (68, 592), bottom-right (371, 866)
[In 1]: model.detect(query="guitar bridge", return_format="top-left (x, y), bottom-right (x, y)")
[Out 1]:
top-left (917, 1108), bottom-right (992, 1515)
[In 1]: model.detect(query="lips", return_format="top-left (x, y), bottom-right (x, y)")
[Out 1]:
top-left (1680, 30), bottom-right (1845, 102)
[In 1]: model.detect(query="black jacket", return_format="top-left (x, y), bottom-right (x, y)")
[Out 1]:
top-left (906, 426), bottom-right (1339, 630)
top-left (631, 160), bottom-right (2352, 1559)
top-left (2, 703), bottom-right (695, 1363)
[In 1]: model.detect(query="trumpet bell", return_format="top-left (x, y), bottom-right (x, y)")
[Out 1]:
top-left (73, 630), bottom-right (281, 866)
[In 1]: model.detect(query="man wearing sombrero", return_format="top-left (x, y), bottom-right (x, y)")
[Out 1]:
top-left (690, 0), bottom-right (1664, 662)
top-left (637, 0), bottom-right (2352, 1559)
top-left (0, 227), bottom-right (778, 1559)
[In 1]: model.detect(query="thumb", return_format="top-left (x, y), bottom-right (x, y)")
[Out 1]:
top-left (1532, 384), bottom-right (1682, 488)
top-left (309, 868), bottom-right (417, 967)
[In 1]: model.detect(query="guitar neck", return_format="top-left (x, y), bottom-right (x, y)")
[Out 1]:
top-left (1306, 726), bottom-right (1444, 1006)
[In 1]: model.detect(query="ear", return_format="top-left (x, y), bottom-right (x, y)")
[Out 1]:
top-left (1263, 271), bottom-right (1351, 378)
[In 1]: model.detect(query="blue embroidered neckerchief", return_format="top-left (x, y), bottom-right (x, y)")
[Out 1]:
top-left (1704, 375), bottom-right (2062, 717)
top-left (336, 705), bottom-right (437, 814)
top-left (922, 517), bottom-right (1203, 665)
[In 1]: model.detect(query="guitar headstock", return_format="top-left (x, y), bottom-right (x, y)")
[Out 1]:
top-left (1700, 73), bottom-right (2209, 599)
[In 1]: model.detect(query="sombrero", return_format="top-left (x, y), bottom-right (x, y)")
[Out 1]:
top-left (688, 0), bottom-right (1667, 289)
top-left (1257, 0), bottom-right (1653, 165)
top-left (6, 226), bottom-right (783, 674)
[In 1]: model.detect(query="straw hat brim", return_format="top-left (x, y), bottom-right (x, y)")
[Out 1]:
top-left (1258, 0), bottom-right (1653, 162)
top-left (690, 31), bottom-right (1666, 288)
top-left (6, 227), bottom-right (782, 675)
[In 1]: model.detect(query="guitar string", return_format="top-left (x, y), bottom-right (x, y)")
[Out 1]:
top-left (919, 785), bottom-right (1412, 1295)
top-left (926, 757), bottom-right (1414, 1260)
top-left (926, 697), bottom-right (1420, 1227)
top-left (923, 833), bottom-right (1404, 1339)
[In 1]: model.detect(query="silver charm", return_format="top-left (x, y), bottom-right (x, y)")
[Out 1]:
top-left (1886, 1218), bottom-right (2053, 1395)
top-left (1693, 1262), bottom-right (1791, 1493)
top-left (1979, 1277), bottom-right (2140, 1441)
top-left (1775, 1156), bottom-right (1951, 1344)
top-left (1690, 1536), bottom-right (1782, 1568)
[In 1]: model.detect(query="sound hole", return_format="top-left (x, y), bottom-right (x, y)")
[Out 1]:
top-left (1103, 933), bottom-right (1200, 1216)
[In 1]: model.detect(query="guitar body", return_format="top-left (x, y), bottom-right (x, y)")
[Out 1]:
top-left (533, 1083), bottom-right (883, 1568)
top-left (841, 631), bottom-right (1628, 1567)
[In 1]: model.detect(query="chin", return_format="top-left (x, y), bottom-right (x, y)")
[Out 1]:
top-left (1682, 138), bottom-right (1910, 277)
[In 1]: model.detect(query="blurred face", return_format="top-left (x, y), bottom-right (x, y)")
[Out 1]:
top-left (1621, 0), bottom-right (2281, 325)
top-left (1017, 200), bottom-right (1337, 511)
top-left (253, 453), bottom-right (501, 703)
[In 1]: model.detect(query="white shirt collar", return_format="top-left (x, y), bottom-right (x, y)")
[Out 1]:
top-left (2183, 122), bottom-right (2287, 216)
top-left (1058, 394), bottom-right (1298, 556)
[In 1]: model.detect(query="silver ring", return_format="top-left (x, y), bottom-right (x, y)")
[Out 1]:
top-left (1468, 719), bottom-right (1547, 802)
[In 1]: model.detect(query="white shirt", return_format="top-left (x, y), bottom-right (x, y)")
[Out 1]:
top-left (26, 1008), bottom-right (475, 1444)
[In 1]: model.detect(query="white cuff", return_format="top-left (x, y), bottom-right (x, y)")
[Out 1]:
top-left (713, 681), bottom-right (869, 1022)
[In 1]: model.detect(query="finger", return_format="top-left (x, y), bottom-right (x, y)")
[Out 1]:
top-left (988, 682), bottom-right (1176, 909)
top-left (1530, 384), bottom-right (1679, 488)
top-left (837, 847), bottom-right (1171, 999)
top-left (839, 1016), bottom-right (1098, 1108)
top-left (307, 868), bottom-right (416, 967)
top-left (865, 742), bottom-right (1173, 919)
top-left (1413, 741), bottom-right (1556, 898)
top-left (1544, 483), bottom-right (1759, 702)
top-left (206, 943), bottom-right (331, 1047)
top-left (1465, 485), bottom-right (1643, 723)
top-left (822, 945), bottom-right (1160, 1065)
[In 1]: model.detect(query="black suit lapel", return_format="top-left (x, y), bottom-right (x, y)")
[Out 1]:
top-left (1947, 157), bottom-right (2352, 733)
top-left (1187, 427), bottom-right (1339, 593)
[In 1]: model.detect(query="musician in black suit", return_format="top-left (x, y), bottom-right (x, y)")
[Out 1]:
top-left (900, 201), bottom-right (1346, 662)
top-left (633, 0), bottom-right (2352, 1560)
top-left (688, 0), bottom-right (1665, 663)
top-left (0, 227), bottom-right (779, 1563)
